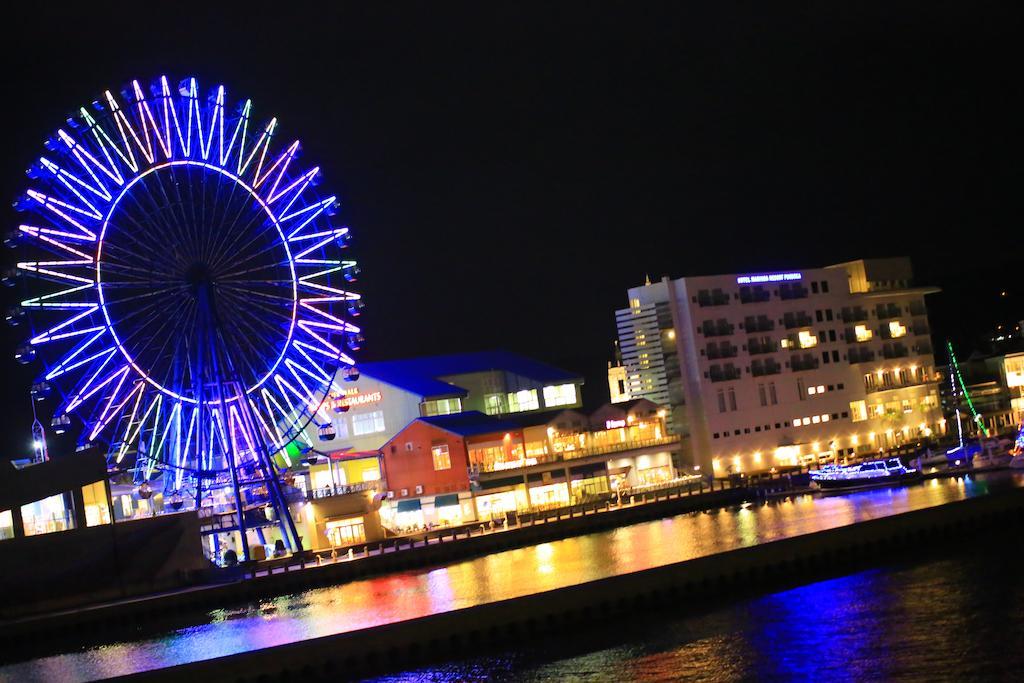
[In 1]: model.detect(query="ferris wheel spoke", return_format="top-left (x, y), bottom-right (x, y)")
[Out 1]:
top-left (114, 180), bottom-right (194, 271)
top-left (201, 170), bottom-right (251, 269)
top-left (130, 170), bottom-right (199, 268)
top-left (102, 214), bottom-right (184, 276)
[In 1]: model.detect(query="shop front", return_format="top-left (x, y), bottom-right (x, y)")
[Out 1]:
top-left (474, 488), bottom-right (526, 520)
top-left (381, 492), bottom-right (477, 533)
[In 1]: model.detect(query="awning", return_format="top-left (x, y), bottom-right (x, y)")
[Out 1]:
top-left (395, 499), bottom-right (421, 513)
top-left (434, 493), bottom-right (460, 508)
top-left (608, 465), bottom-right (633, 476)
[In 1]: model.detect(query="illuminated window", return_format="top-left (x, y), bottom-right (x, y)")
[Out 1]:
top-left (483, 394), bottom-right (505, 415)
top-left (431, 444), bottom-right (452, 471)
top-left (543, 384), bottom-right (578, 407)
top-left (855, 324), bottom-right (873, 342)
top-left (798, 330), bottom-right (817, 348)
top-left (889, 321), bottom-right (907, 338)
top-left (326, 518), bottom-right (366, 547)
top-left (21, 493), bottom-right (74, 536)
top-left (0, 510), bottom-right (13, 541)
top-left (352, 410), bottom-right (386, 436)
top-left (869, 404), bottom-right (885, 418)
top-left (507, 389), bottom-right (540, 412)
top-left (901, 399), bottom-right (913, 414)
top-left (781, 339), bottom-right (792, 349)
top-left (423, 398), bottom-right (462, 416)
top-left (849, 400), bottom-right (868, 422)
top-left (82, 481), bottom-right (110, 527)
top-left (808, 386), bottom-right (816, 395)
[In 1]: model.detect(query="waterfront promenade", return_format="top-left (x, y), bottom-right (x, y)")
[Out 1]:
top-left (1, 471), bottom-right (1021, 682)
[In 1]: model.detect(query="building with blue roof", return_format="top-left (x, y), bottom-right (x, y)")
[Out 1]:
top-left (296, 350), bottom-right (585, 505)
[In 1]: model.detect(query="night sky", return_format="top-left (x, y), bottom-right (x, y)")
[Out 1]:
top-left (1, 2), bottom-right (1020, 457)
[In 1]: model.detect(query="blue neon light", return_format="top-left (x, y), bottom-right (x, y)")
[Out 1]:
top-left (736, 272), bottom-right (803, 284)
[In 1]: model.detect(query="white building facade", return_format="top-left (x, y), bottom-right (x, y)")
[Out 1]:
top-left (613, 258), bottom-right (945, 475)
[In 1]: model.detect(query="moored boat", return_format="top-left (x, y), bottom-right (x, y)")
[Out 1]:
top-left (810, 457), bottom-right (921, 491)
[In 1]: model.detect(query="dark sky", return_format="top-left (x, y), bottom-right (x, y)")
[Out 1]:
top-left (1, 2), bottom-right (1020, 456)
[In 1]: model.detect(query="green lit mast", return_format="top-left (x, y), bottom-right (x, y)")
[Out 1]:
top-left (946, 340), bottom-right (990, 439)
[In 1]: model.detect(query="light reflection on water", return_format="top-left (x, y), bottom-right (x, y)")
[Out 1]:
top-left (381, 534), bottom-right (1024, 682)
top-left (1, 472), bottom-right (1019, 682)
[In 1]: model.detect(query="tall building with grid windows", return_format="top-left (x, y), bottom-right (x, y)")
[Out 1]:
top-left (610, 258), bottom-right (946, 474)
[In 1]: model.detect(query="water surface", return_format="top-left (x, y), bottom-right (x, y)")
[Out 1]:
top-left (2, 472), bottom-right (1019, 682)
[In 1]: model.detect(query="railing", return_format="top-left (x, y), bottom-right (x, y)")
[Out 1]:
top-left (470, 434), bottom-right (681, 474)
top-left (308, 481), bottom-right (381, 500)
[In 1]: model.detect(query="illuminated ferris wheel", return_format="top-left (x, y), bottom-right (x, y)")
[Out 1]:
top-left (9, 76), bottom-right (362, 552)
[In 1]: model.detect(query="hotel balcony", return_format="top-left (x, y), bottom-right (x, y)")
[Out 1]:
top-left (882, 343), bottom-right (910, 359)
top-left (739, 286), bottom-right (771, 304)
top-left (751, 358), bottom-right (783, 376)
top-left (790, 353), bottom-right (820, 372)
top-left (840, 307), bottom-right (869, 323)
top-left (706, 343), bottom-right (739, 360)
top-left (875, 303), bottom-right (902, 319)
top-left (779, 283), bottom-right (809, 300)
top-left (747, 337), bottom-right (779, 355)
top-left (783, 312), bottom-right (814, 329)
top-left (702, 319), bottom-right (736, 337)
top-left (848, 347), bottom-right (877, 364)
top-left (709, 364), bottom-right (742, 382)
top-left (743, 315), bottom-right (775, 333)
top-left (697, 289), bottom-right (732, 307)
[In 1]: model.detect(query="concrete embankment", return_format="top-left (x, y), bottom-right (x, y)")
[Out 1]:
top-left (1, 486), bottom-right (746, 644)
top-left (123, 486), bottom-right (1024, 682)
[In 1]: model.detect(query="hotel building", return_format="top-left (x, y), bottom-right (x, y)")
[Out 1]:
top-left (611, 258), bottom-right (945, 475)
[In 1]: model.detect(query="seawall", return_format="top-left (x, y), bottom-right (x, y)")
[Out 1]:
top-left (120, 485), bottom-right (1024, 682)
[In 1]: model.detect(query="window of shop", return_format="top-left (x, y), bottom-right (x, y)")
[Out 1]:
top-left (352, 410), bottom-right (385, 436)
top-left (325, 518), bottom-right (366, 547)
top-left (433, 494), bottom-right (464, 525)
top-left (483, 393), bottom-right (505, 415)
top-left (21, 492), bottom-right (75, 536)
top-left (849, 400), bottom-right (868, 422)
top-left (637, 466), bottom-right (673, 485)
top-left (543, 384), bottom-right (578, 408)
top-left (529, 482), bottom-right (570, 509)
top-left (507, 389), bottom-right (540, 412)
top-left (392, 499), bottom-right (424, 532)
top-left (571, 475), bottom-right (609, 500)
top-left (0, 510), bottom-right (13, 540)
top-left (431, 443), bottom-right (452, 470)
top-left (82, 481), bottom-right (111, 527)
top-left (475, 490), bottom-right (525, 519)
top-left (422, 398), bottom-right (462, 416)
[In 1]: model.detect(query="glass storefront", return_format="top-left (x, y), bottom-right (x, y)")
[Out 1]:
top-left (570, 474), bottom-right (610, 500)
top-left (529, 482), bottom-right (570, 509)
top-left (325, 517), bottom-right (366, 547)
top-left (0, 510), bottom-right (13, 540)
top-left (82, 480), bottom-right (111, 527)
top-left (637, 465), bottom-right (673, 485)
top-left (21, 492), bottom-right (75, 536)
top-left (475, 490), bottom-right (525, 519)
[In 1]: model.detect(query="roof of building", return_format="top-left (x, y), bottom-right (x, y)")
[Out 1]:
top-left (599, 398), bottom-right (661, 413)
top-left (359, 350), bottom-right (582, 399)
top-left (418, 411), bottom-right (524, 437)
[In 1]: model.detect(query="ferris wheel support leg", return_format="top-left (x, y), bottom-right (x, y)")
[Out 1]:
top-left (209, 336), bottom-right (251, 564)
top-left (236, 389), bottom-right (304, 554)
